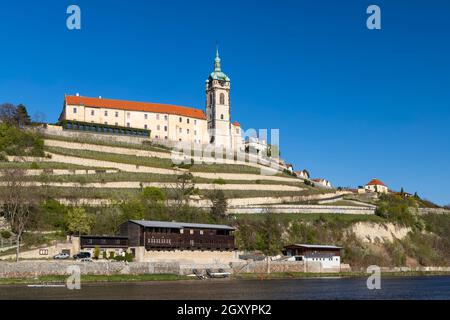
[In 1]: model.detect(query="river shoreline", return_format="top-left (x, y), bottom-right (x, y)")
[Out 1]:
top-left (1, 270), bottom-right (450, 286)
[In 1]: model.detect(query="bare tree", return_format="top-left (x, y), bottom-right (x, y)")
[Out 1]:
top-left (0, 169), bottom-right (40, 261)
top-left (0, 103), bottom-right (18, 126)
top-left (169, 172), bottom-right (197, 208)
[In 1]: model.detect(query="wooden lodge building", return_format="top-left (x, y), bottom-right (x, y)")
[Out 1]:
top-left (120, 220), bottom-right (235, 251)
top-left (79, 220), bottom-right (237, 264)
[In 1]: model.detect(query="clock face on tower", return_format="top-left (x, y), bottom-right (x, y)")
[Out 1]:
top-left (219, 80), bottom-right (226, 87)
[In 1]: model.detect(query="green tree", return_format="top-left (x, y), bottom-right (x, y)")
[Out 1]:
top-left (66, 207), bottom-right (93, 236)
top-left (15, 104), bottom-right (31, 126)
top-left (207, 189), bottom-right (228, 220)
top-left (120, 198), bottom-right (145, 221)
top-left (141, 187), bottom-right (166, 203)
top-left (258, 212), bottom-right (283, 256)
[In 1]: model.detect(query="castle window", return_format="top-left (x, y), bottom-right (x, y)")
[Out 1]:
top-left (220, 93), bottom-right (225, 105)
top-left (179, 117), bottom-right (182, 123)
top-left (187, 129), bottom-right (190, 134)
top-left (126, 122), bottom-right (130, 127)
top-left (127, 112), bottom-right (130, 119)
top-left (91, 110), bottom-right (95, 116)
top-left (187, 119), bottom-right (190, 124)
top-left (194, 120), bottom-right (197, 125)
top-left (164, 126), bottom-right (167, 132)
top-left (115, 122), bottom-right (118, 126)
top-left (221, 114), bottom-right (224, 120)
top-left (115, 111), bottom-right (119, 117)
top-left (156, 114), bottom-right (160, 120)
top-left (144, 124), bottom-right (148, 129)
top-left (144, 114), bottom-right (148, 120)
top-left (104, 111), bottom-right (108, 116)
top-left (73, 107), bottom-right (77, 114)
top-left (157, 125), bottom-right (160, 130)
top-left (164, 115), bottom-right (168, 121)
top-left (179, 128), bottom-right (182, 133)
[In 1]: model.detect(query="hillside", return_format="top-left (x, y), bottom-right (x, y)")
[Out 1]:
top-left (0, 125), bottom-right (449, 268)
top-left (1, 127), bottom-right (339, 207)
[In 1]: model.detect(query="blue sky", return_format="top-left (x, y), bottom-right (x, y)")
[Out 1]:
top-left (0, 1), bottom-right (449, 205)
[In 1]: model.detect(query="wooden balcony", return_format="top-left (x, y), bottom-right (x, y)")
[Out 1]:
top-left (144, 233), bottom-right (235, 251)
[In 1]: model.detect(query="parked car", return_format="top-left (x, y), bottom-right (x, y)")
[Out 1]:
top-left (80, 257), bottom-right (93, 263)
top-left (73, 252), bottom-right (91, 260)
top-left (53, 253), bottom-right (70, 260)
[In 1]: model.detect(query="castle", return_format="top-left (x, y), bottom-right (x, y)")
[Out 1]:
top-left (59, 50), bottom-right (244, 151)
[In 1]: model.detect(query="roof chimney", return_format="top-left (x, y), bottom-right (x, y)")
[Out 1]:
top-left (76, 93), bottom-right (80, 97)
top-left (99, 96), bottom-right (102, 99)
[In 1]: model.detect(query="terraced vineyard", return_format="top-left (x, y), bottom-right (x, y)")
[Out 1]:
top-left (1, 131), bottom-right (340, 207)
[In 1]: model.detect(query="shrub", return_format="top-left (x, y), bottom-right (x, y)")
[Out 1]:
top-left (30, 162), bottom-right (39, 169)
top-left (102, 251), bottom-right (108, 260)
top-left (213, 178), bottom-right (226, 185)
top-left (0, 230), bottom-right (11, 239)
top-left (108, 251), bottom-right (115, 259)
top-left (93, 246), bottom-right (100, 260)
top-left (0, 123), bottom-right (44, 157)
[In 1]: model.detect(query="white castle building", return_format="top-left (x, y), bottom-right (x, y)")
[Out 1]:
top-left (59, 50), bottom-right (244, 151)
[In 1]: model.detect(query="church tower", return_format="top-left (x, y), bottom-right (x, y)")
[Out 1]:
top-left (205, 49), bottom-right (232, 149)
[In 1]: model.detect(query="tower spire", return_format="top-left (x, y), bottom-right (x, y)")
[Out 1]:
top-left (214, 46), bottom-right (221, 72)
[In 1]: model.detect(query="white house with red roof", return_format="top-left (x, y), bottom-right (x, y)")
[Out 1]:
top-left (364, 178), bottom-right (389, 194)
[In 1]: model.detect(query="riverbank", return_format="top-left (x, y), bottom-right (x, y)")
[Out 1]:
top-left (1, 270), bottom-right (450, 286)
top-left (1, 276), bottom-right (450, 300)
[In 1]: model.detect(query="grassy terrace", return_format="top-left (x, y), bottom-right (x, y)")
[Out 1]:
top-left (45, 146), bottom-right (285, 175)
top-left (0, 161), bottom-right (103, 170)
top-left (0, 186), bottom-right (306, 200)
top-left (43, 133), bottom-right (172, 153)
top-left (232, 212), bottom-right (384, 224)
top-left (0, 171), bottom-right (307, 186)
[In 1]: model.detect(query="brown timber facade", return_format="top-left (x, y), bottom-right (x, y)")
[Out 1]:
top-left (119, 220), bottom-right (235, 251)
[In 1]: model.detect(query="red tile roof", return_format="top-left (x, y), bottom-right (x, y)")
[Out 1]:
top-left (232, 121), bottom-right (240, 127)
top-left (367, 179), bottom-right (386, 187)
top-left (65, 95), bottom-right (206, 120)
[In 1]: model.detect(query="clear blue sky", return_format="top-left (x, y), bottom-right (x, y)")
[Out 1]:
top-left (0, 0), bottom-right (449, 205)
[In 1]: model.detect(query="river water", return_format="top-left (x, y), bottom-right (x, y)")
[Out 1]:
top-left (0, 276), bottom-right (449, 300)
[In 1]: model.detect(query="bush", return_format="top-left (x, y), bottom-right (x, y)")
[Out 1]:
top-left (93, 246), bottom-right (100, 260)
top-left (108, 251), bottom-right (115, 259)
top-left (102, 251), bottom-right (108, 260)
top-left (30, 162), bottom-right (39, 169)
top-left (113, 252), bottom-right (133, 262)
top-left (0, 124), bottom-right (44, 157)
top-left (0, 230), bottom-right (11, 239)
top-left (213, 178), bottom-right (226, 185)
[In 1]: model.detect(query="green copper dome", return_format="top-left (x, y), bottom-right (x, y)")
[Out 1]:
top-left (208, 49), bottom-right (230, 82)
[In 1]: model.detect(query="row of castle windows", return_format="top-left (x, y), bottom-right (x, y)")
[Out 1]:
top-left (73, 107), bottom-right (199, 125)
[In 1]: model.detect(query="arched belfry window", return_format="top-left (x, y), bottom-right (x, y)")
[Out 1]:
top-left (220, 93), bottom-right (225, 105)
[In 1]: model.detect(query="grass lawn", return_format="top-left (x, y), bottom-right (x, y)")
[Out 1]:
top-left (0, 273), bottom-right (191, 285)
